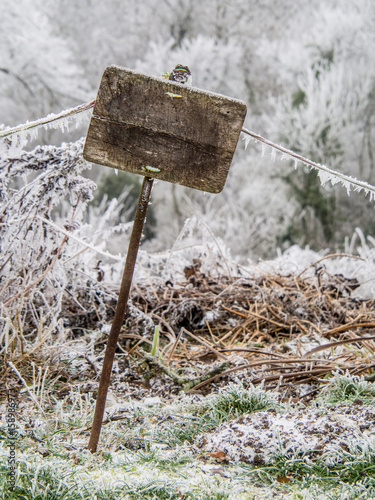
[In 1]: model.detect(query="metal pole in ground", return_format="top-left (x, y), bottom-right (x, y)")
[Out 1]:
top-left (88, 176), bottom-right (154, 453)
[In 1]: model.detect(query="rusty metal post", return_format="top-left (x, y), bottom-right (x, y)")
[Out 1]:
top-left (88, 176), bottom-right (154, 453)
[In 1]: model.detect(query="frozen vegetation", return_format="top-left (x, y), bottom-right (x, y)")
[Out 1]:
top-left (1, 1), bottom-right (375, 498)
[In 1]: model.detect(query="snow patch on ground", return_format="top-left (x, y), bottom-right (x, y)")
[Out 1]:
top-left (197, 403), bottom-right (375, 464)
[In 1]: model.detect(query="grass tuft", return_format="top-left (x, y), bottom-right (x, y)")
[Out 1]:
top-left (318, 372), bottom-right (375, 405)
top-left (200, 381), bottom-right (276, 420)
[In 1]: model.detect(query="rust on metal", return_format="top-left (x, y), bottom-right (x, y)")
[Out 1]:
top-left (88, 176), bottom-right (154, 453)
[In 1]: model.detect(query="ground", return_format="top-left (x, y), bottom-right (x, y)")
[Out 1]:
top-left (1, 260), bottom-right (375, 499)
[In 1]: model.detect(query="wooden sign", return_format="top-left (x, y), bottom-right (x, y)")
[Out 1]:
top-left (83, 66), bottom-right (247, 193)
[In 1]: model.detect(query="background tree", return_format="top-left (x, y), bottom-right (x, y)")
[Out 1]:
top-left (0, 0), bottom-right (89, 126)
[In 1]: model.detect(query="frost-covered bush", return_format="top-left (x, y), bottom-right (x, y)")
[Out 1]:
top-left (0, 137), bottom-right (101, 355)
top-left (265, 0), bottom-right (375, 249)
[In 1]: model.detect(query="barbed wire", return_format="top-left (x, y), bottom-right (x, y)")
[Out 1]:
top-left (1, 99), bottom-right (375, 201)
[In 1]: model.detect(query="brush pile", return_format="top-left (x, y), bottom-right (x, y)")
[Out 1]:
top-left (117, 262), bottom-right (375, 394)
top-left (3, 259), bottom-right (375, 398)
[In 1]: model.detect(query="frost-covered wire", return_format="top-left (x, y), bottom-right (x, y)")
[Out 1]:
top-left (0, 99), bottom-right (95, 140)
top-left (2, 98), bottom-right (375, 203)
top-left (242, 127), bottom-right (375, 201)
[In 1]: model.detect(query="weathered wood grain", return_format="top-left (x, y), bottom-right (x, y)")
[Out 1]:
top-left (83, 66), bottom-right (247, 193)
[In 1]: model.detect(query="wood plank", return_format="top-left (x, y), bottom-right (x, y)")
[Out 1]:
top-left (83, 66), bottom-right (247, 193)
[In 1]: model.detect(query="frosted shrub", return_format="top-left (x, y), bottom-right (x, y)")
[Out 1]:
top-left (0, 138), bottom-right (97, 356)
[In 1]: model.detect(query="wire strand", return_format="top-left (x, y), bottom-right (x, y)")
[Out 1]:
top-left (2, 99), bottom-right (375, 201)
top-left (0, 100), bottom-right (95, 139)
top-left (241, 127), bottom-right (375, 199)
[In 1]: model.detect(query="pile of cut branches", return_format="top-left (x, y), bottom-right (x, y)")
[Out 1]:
top-left (117, 263), bottom-right (375, 394)
top-left (3, 261), bottom-right (375, 398)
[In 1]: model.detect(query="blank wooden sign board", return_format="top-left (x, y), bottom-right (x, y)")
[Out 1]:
top-left (83, 66), bottom-right (247, 193)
